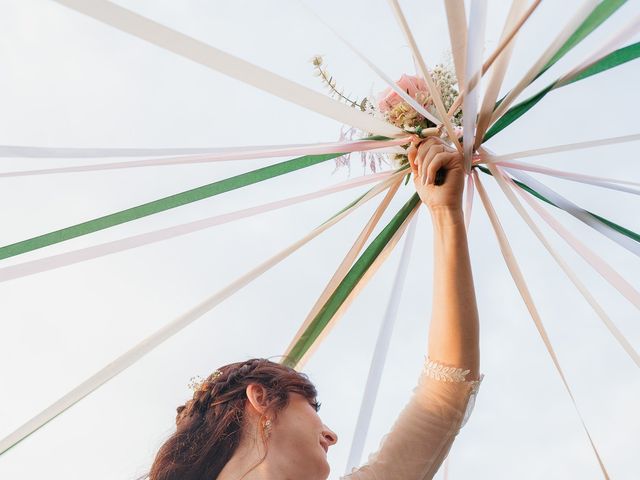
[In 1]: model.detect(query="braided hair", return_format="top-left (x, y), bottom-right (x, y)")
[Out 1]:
top-left (145, 358), bottom-right (317, 480)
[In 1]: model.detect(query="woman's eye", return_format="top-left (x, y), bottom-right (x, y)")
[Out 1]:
top-left (311, 401), bottom-right (322, 412)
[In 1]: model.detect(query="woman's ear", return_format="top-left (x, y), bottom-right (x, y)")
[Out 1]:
top-left (245, 384), bottom-right (270, 415)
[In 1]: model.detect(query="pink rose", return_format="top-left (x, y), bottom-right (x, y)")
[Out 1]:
top-left (377, 74), bottom-right (429, 113)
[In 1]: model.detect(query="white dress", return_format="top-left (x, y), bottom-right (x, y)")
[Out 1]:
top-left (341, 357), bottom-right (483, 480)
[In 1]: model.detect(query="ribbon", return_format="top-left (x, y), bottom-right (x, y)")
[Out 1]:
top-left (0, 172), bottom-right (397, 283)
top-left (344, 213), bottom-right (418, 473)
top-left (497, 161), bottom-right (640, 195)
top-left (474, 171), bottom-right (610, 479)
top-left (504, 168), bottom-right (640, 257)
top-left (473, 0), bottom-right (528, 148)
top-left (52, 0), bottom-right (401, 137)
top-left (284, 194), bottom-right (421, 367)
top-left (462, 0), bottom-right (487, 171)
top-left (489, 132), bottom-right (640, 162)
top-left (385, 0), bottom-right (462, 151)
top-left (489, 164), bottom-right (640, 368)
top-left (489, 0), bottom-right (598, 126)
top-left (0, 152), bottom-right (345, 260)
top-left (504, 170), bottom-right (640, 310)
top-left (284, 175), bottom-right (403, 358)
top-left (0, 167), bottom-right (398, 456)
top-left (0, 138), bottom-right (410, 177)
top-left (444, 0), bottom-right (467, 88)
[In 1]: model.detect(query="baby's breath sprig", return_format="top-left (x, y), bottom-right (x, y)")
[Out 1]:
top-left (311, 55), bottom-right (370, 112)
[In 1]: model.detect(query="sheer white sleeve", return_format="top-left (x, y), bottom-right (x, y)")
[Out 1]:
top-left (341, 357), bottom-right (483, 480)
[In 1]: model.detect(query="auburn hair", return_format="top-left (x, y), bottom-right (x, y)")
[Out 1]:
top-left (145, 358), bottom-right (318, 480)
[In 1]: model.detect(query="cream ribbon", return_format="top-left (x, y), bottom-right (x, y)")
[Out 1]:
top-left (385, 0), bottom-right (462, 151)
top-left (556, 13), bottom-right (640, 88)
top-left (474, 170), bottom-right (610, 479)
top-left (489, 0), bottom-right (598, 126)
top-left (501, 168), bottom-right (640, 311)
top-left (464, 172), bottom-right (475, 232)
top-left (283, 175), bottom-right (404, 359)
top-left (497, 161), bottom-right (640, 195)
top-left (489, 163), bottom-right (640, 368)
top-left (473, 0), bottom-right (528, 148)
top-left (295, 202), bottom-right (420, 368)
top-left (52, 0), bottom-right (401, 138)
top-left (0, 169), bottom-right (402, 455)
top-left (444, 0), bottom-right (467, 89)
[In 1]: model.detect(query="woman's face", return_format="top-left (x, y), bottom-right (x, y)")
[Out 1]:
top-left (269, 393), bottom-right (338, 479)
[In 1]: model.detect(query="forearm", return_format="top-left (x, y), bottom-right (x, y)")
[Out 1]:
top-left (427, 207), bottom-right (480, 380)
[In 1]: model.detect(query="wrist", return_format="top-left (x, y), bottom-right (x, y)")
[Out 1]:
top-left (429, 206), bottom-right (465, 228)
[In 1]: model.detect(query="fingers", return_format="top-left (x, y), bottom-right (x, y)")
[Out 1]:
top-left (421, 145), bottom-right (445, 184)
top-left (427, 152), bottom-right (458, 185)
top-left (411, 137), bottom-right (458, 183)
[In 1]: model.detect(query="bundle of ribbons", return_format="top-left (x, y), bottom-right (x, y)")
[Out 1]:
top-left (1, 1), bottom-right (638, 478)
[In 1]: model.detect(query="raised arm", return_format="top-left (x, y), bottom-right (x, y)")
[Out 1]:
top-left (342, 137), bottom-right (481, 480)
top-left (411, 137), bottom-right (480, 380)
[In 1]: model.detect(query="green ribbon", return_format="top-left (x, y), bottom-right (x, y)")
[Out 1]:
top-left (484, 42), bottom-right (640, 142)
top-left (283, 193), bottom-right (420, 367)
top-left (0, 153), bottom-right (344, 261)
top-left (539, 0), bottom-right (627, 78)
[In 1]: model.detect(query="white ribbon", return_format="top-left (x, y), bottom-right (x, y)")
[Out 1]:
top-left (344, 213), bottom-right (418, 474)
top-left (503, 167), bottom-right (640, 258)
top-left (0, 145), bottom-right (255, 158)
top-left (0, 138), bottom-right (410, 177)
top-left (489, 163), bottom-right (640, 368)
top-left (506, 169), bottom-right (640, 311)
top-left (462, 0), bottom-right (487, 171)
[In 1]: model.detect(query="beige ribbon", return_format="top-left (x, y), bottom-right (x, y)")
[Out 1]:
top-left (446, 0), bottom-right (542, 121)
top-left (53, 0), bottom-right (402, 138)
top-left (284, 172), bottom-right (405, 358)
top-left (474, 170), bottom-right (610, 479)
top-left (295, 201), bottom-right (421, 368)
top-left (386, 0), bottom-right (462, 151)
top-left (489, 0), bottom-right (598, 126)
top-left (0, 169), bottom-right (400, 456)
top-left (444, 0), bottom-right (467, 89)
top-left (488, 164), bottom-right (640, 368)
top-left (474, 0), bottom-right (529, 148)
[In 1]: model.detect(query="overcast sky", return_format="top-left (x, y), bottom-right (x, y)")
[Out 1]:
top-left (0, 1), bottom-right (639, 479)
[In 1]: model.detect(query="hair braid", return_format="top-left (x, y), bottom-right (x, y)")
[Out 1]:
top-left (148, 358), bottom-right (318, 480)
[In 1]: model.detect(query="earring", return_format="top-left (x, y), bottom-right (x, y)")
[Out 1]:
top-left (263, 419), bottom-right (272, 438)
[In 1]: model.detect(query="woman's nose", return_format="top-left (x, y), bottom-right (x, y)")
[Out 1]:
top-left (322, 425), bottom-right (338, 445)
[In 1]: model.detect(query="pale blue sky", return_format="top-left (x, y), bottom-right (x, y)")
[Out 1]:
top-left (0, 1), bottom-right (639, 479)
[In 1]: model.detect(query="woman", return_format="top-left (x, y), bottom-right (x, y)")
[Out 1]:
top-left (147, 137), bottom-right (482, 480)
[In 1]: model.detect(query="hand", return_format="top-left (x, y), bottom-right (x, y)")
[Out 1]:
top-left (407, 137), bottom-right (465, 212)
